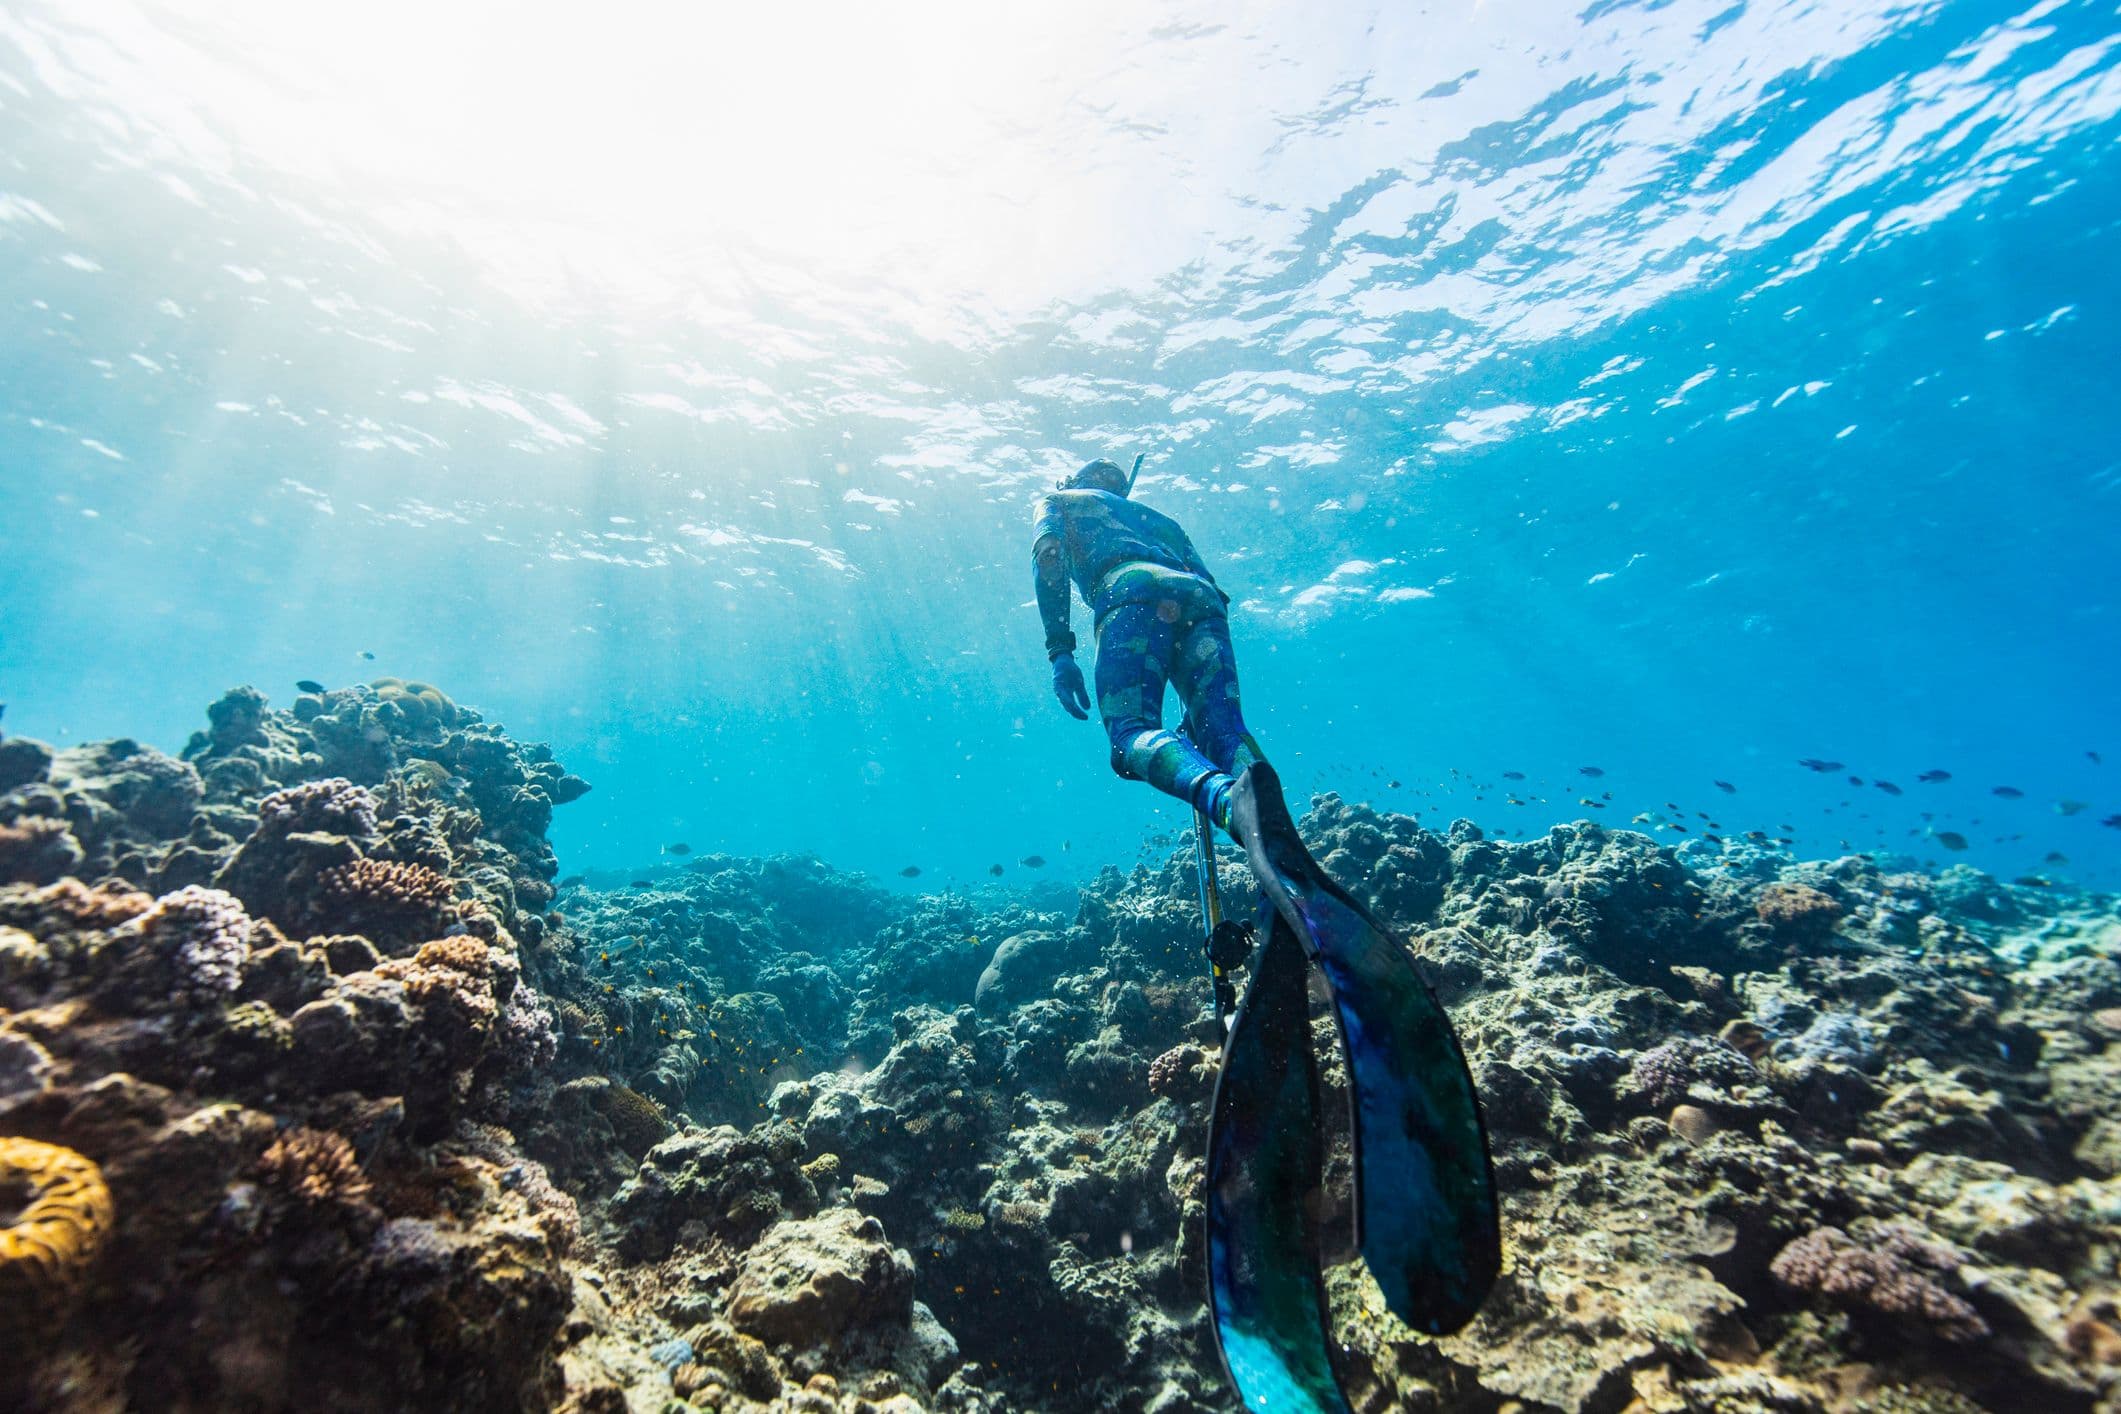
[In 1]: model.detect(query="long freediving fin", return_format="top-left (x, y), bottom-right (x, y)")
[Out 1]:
top-left (1206, 911), bottom-right (1351, 1414)
top-left (1230, 761), bottom-right (1501, 1334)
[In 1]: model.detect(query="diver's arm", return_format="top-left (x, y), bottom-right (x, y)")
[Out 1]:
top-left (1033, 538), bottom-right (1077, 659)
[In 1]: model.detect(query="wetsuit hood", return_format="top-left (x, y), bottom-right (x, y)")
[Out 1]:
top-left (1063, 458), bottom-right (1131, 496)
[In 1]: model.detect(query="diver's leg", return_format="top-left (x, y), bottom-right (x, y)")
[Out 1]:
top-left (1097, 599), bottom-right (1232, 821)
top-left (1175, 613), bottom-right (1265, 778)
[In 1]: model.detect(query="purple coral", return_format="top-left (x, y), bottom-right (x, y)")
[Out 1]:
top-left (1770, 1223), bottom-right (1989, 1342)
top-left (1629, 1035), bottom-right (1755, 1107)
top-left (119, 885), bottom-right (254, 1000)
top-left (255, 777), bottom-right (379, 842)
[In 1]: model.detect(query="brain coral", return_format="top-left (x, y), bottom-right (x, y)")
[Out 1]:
top-left (0, 1137), bottom-right (114, 1334)
top-left (370, 678), bottom-right (458, 732)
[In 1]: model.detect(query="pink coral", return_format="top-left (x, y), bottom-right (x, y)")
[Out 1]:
top-left (115, 885), bottom-right (255, 1001)
top-left (1770, 1223), bottom-right (1989, 1342)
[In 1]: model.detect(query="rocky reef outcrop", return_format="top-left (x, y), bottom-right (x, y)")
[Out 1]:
top-left (5, 687), bottom-right (2121, 1412)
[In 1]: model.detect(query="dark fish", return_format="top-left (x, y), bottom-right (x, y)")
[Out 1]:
top-left (1502, 771), bottom-right (1526, 781)
top-left (1703, 834), bottom-right (1724, 844)
top-left (1992, 786), bottom-right (2024, 799)
top-left (360, 650), bottom-right (376, 660)
top-left (988, 863), bottom-right (1005, 877)
top-left (899, 866), bottom-right (922, 878)
top-left (1713, 781), bottom-right (1736, 794)
top-left (1918, 770), bottom-right (1950, 783)
top-left (664, 842), bottom-right (692, 855)
top-left (2103, 815), bottom-right (2121, 829)
top-left (2044, 852), bottom-right (2069, 865)
top-left (558, 874), bottom-right (586, 889)
top-left (2091, 751), bottom-right (2103, 765)
top-left (1798, 759), bottom-right (1842, 772)
top-left (295, 679), bottom-right (326, 694)
top-left (2056, 800), bottom-right (2089, 817)
top-left (1847, 776), bottom-right (1863, 787)
top-left (1062, 841), bottom-right (1071, 851)
top-left (1021, 855), bottom-right (1046, 868)
top-left (1669, 823), bottom-right (1688, 833)
top-left (630, 879), bottom-right (654, 888)
top-left (2013, 875), bottom-right (2054, 889)
top-left (1874, 780), bottom-right (1902, 796)
top-left (1934, 831), bottom-right (1969, 851)
top-left (1387, 779), bottom-right (1402, 789)
top-left (1579, 766), bottom-right (1604, 777)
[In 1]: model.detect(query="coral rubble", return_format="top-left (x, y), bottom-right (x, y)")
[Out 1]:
top-left (4, 688), bottom-right (2121, 1411)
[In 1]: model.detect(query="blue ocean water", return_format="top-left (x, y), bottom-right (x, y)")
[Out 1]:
top-left (2, 0), bottom-right (2117, 891)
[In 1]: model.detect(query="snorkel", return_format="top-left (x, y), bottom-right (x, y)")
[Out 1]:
top-left (1126, 452), bottom-right (1145, 494)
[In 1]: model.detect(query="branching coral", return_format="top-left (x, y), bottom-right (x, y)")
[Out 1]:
top-left (113, 884), bottom-right (256, 1002)
top-left (376, 936), bottom-right (501, 1036)
top-left (1628, 1035), bottom-right (1757, 1108)
top-left (316, 858), bottom-right (454, 943)
top-left (255, 776), bottom-right (380, 842)
top-left (0, 1137), bottom-right (114, 1334)
top-left (257, 1126), bottom-right (373, 1206)
top-left (1770, 1222), bottom-right (1989, 1342)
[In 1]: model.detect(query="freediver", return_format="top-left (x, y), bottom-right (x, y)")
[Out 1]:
top-left (1032, 456), bottom-right (1265, 836)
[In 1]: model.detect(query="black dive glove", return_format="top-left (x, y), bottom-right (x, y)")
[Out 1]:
top-left (1051, 653), bottom-right (1092, 720)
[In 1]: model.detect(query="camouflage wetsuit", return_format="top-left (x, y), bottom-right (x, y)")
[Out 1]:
top-left (1032, 484), bottom-right (1265, 826)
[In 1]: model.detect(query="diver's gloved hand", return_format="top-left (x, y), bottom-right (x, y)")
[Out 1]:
top-left (1051, 653), bottom-right (1092, 720)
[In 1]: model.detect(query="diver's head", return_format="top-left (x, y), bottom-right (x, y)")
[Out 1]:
top-left (1064, 458), bottom-right (1130, 496)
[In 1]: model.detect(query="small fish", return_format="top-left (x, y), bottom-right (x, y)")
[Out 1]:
top-left (2091, 751), bottom-right (2103, 765)
top-left (2045, 851), bottom-right (2068, 865)
top-left (1502, 771), bottom-right (1526, 781)
top-left (1874, 780), bottom-right (1902, 796)
top-left (1933, 831), bottom-right (1970, 851)
top-left (1847, 776), bottom-right (1863, 787)
top-left (630, 879), bottom-right (653, 889)
top-left (2103, 815), bottom-right (2121, 830)
top-left (1062, 840), bottom-right (1071, 851)
top-left (2056, 800), bottom-right (2089, 816)
top-left (1387, 779), bottom-right (1402, 789)
top-left (360, 650), bottom-right (376, 660)
top-left (1579, 766), bottom-right (1604, 778)
top-left (664, 842), bottom-right (692, 855)
top-left (988, 863), bottom-right (1005, 877)
top-left (558, 874), bottom-right (586, 889)
top-left (1021, 855), bottom-right (1046, 869)
top-left (1702, 834), bottom-right (1724, 845)
top-left (1992, 786), bottom-right (2024, 799)
top-left (295, 679), bottom-right (326, 694)
top-left (1917, 770), bottom-right (1951, 783)
top-left (899, 865), bottom-right (922, 878)
top-left (1798, 759), bottom-right (1842, 773)
top-left (2013, 875), bottom-right (2053, 889)
top-left (1713, 780), bottom-right (1736, 794)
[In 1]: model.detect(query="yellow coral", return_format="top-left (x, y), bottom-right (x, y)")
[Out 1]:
top-left (0, 1137), bottom-right (113, 1330)
top-left (602, 1084), bottom-right (670, 1156)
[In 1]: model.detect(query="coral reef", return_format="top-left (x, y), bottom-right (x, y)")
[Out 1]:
top-left (0, 1136), bottom-right (113, 1338)
top-left (6, 686), bottom-right (2121, 1412)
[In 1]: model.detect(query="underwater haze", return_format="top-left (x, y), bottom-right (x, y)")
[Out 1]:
top-left (4, 0), bottom-right (2121, 883)
top-left (13, 5), bottom-right (2121, 1414)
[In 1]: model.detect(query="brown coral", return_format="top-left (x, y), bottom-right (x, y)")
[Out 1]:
top-left (376, 936), bottom-right (500, 1035)
top-left (370, 678), bottom-right (459, 731)
top-left (1755, 882), bottom-right (1844, 935)
top-left (0, 816), bottom-right (83, 886)
top-left (603, 1083), bottom-right (671, 1156)
top-left (0, 878), bottom-right (154, 932)
top-left (316, 857), bottom-right (454, 946)
top-left (256, 1126), bottom-right (373, 1206)
top-left (0, 1137), bottom-right (114, 1335)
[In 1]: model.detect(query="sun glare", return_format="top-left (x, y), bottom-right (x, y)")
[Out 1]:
top-left (92, 0), bottom-right (1210, 326)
